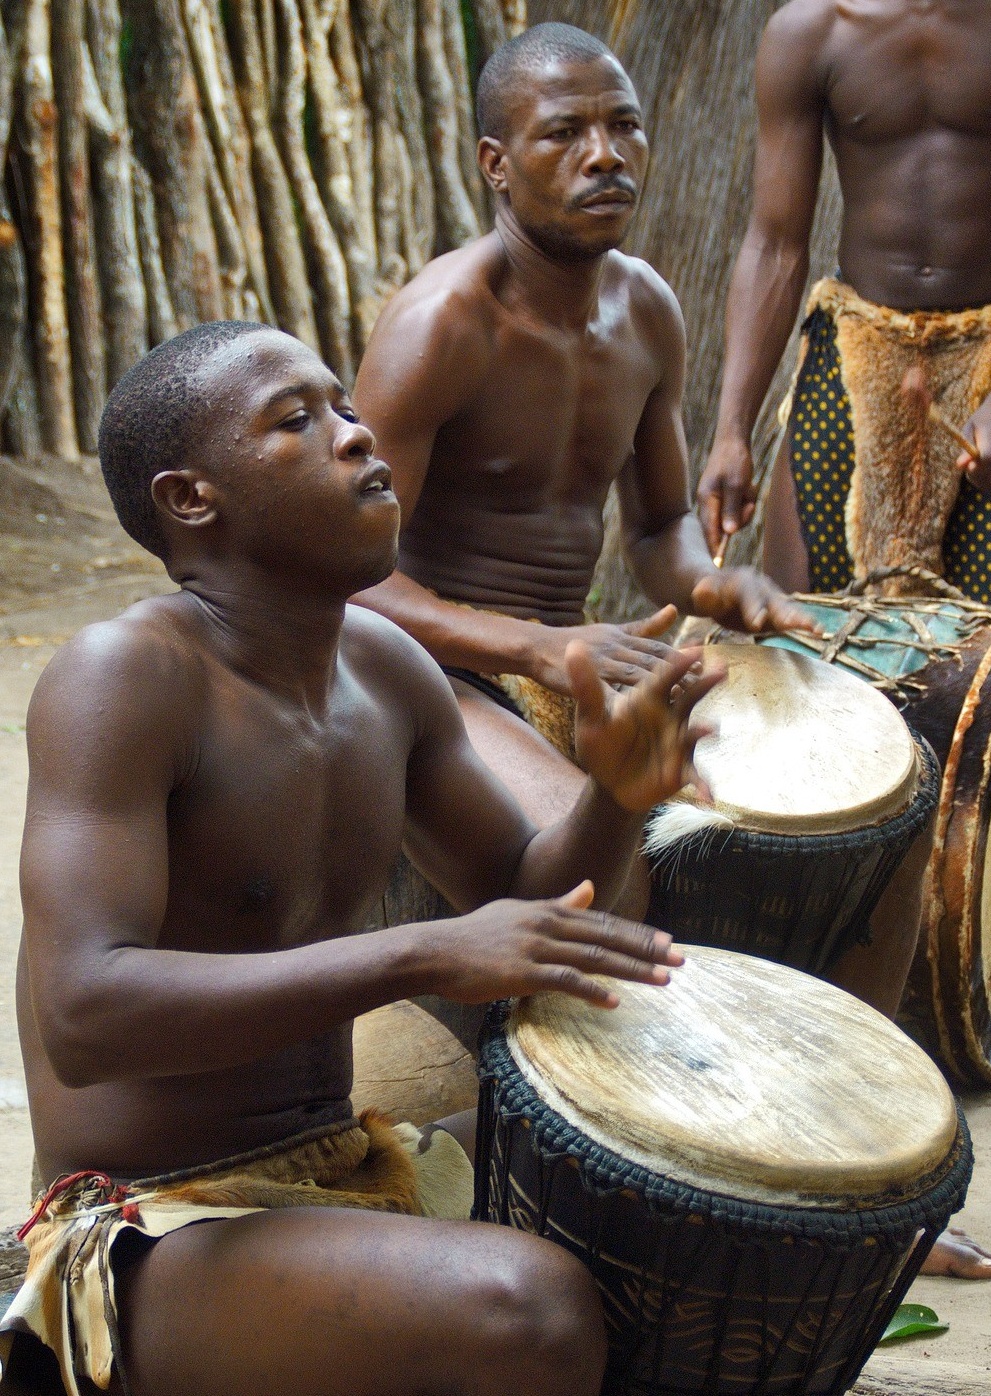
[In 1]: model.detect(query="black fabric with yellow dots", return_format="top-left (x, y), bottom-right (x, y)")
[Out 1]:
top-left (790, 309), bottom-right (991, 604)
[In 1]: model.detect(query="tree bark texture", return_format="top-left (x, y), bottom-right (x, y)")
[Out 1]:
top-left (531, 0), bottom-right (843, 619)
top-left (0, 0), bottom-right (511, 453)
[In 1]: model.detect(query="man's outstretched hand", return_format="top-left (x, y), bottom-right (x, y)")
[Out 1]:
top-left (527, 604), bottom-right (679, 696)
top-left (427, 880), bottom-right (685, 1008)
top-left (569, 642), bottom-right (722, 813)
top-left (690, 567), bottom-right (817, 635)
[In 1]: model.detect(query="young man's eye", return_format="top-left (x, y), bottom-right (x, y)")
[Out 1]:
top-left (336, 406), bottom-right (359, 424)
top-left (282, 410), bottom-right (310, 431)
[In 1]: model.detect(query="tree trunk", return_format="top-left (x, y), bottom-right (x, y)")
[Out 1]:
top-left (52, 0), bottom-right (106, 452)
top-left (85, 0), bottom-right (150, 382)
top-left (16, 0), bottom-right (78, 456)
top-left (124, 0), bottom-right (222, 328)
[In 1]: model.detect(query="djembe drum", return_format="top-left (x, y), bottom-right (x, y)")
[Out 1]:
top-left (475, 948), bottom-right (972, 1396)
top-left (755, 589), bottom-right (991, 1086)
top-left (645, 645), bottom-right (939, 976)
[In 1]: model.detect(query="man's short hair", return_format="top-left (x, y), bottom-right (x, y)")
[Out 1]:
top-left (98, 321), bottom-right (265, 559)
top-left (476, 22), bottom-right (614, 142)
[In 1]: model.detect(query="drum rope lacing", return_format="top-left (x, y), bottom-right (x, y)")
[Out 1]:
top-left (475, 1003), bottom-right (973, 1246)
top-left (710, 569), bottom-right (991, 701)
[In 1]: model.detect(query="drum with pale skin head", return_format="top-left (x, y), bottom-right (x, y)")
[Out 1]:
top-left (645, 645), bottom-right (939, 976)
top-left (475, 947), bottom-right (972, 1396)
top-left (756, 594), bottom-right (991, 1087)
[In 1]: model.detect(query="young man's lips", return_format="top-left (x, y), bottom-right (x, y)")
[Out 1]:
top-left (357, 461), bottom-right (394, 494)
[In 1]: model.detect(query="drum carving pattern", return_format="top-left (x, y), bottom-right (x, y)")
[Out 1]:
top-left (476, 955), bottom-right (972, 1396)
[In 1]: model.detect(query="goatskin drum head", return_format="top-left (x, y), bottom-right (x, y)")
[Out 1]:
top-left (686, 645), bottom-right (918, 833)
top-left (509, 945), bottom-right (958, 1207)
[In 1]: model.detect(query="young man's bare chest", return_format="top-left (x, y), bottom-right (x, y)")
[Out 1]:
top-left (160, 661), bottom-right (409, 952)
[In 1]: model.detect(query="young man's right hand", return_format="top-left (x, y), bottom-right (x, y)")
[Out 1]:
top-left (697, 437), bottom-right (758, 555)
top-left (419, 881), bottom-right (684, 1008)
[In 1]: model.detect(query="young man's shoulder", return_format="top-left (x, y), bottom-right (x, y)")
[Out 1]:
top-left (28, 594), bottom-right (206, 741)
top-left (342, 603), bottom-right (458, 713)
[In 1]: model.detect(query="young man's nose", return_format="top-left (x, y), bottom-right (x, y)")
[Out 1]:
top-left (337, 419), bottom-right (377, 459)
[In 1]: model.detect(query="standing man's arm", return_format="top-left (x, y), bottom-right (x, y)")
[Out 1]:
top-left (697, 4), bottom-right (828, 554)
top-left (619, 275), bottom-right (814, 634)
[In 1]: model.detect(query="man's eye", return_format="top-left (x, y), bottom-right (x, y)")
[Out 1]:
top-left (281, 411), bottom-right (309, 431)
top-left (336, 406), bottom-right (359, 423)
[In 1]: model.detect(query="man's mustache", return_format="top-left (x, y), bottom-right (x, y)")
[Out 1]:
top-left (569, 176), bottom-right (639, 211)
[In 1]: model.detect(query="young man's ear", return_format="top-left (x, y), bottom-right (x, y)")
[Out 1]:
top-left (151, 471), bottom-right (220, 529)
top-left (478, 137), bottom-right (507, 194)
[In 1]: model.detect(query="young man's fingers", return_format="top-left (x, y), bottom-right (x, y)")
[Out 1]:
top-left (547, 908), bottom-right (677, 964)
top-left (698, 490), bottom-right (723, 554)
top-left (557, 879), bottom-right (595, 911)
top-left (627, 605), bottom-right (678, 639)
top-left (565, 640), bottom-right (609, 725)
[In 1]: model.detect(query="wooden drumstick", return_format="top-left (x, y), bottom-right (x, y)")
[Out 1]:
top-left (901, 366), bottom-right (980, 465)
top-left (713, 531), bottom-right (730, 568)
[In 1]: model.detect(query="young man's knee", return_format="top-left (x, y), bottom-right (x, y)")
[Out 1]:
top-left (477, 1236), bottom-right (606, 1390)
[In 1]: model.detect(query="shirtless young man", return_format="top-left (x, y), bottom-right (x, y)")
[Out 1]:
top-left (352, 23), bottom-right (810, 845)
top-left (0, 321), bottom-right (720, 1396)
top-left (698, 0), bottom-right (991, 599)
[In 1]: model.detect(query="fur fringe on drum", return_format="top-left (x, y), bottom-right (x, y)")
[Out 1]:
top-left (805, 279), bottom-right (991, 597)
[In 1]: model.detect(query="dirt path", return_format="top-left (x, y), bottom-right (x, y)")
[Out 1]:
top-left (0, 462), bottom-right (987, 1370)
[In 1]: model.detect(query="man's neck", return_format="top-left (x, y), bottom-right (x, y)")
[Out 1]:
top-left (177, 565), bottom-right (348, 713)
top-left (494, 209), bottom-right (608, 330)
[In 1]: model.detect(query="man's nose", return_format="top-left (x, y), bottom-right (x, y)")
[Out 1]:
top-left (337, 419), bottom-right (377, 459)
top-left (585, 126), bottom-right (624, 172)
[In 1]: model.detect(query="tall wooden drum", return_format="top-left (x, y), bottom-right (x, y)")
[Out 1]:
top-left (758, 594), bottom-right (991, 1086)
top-left (646, 646), bottom-right (939, 976)
top-left (476, 948), bottom-right (972, 1396)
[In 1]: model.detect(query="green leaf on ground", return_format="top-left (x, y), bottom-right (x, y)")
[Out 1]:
top-left (878, 1303), bottom-right (948, 1344)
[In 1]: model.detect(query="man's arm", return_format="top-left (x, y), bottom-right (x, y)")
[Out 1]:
top-left (697, 2), bottom-right (828, 553)
top-left (21, 623), bottom-right (696, 1089)
top-left (353, 281), bottom-right (685, 695)
top-left (618, 273), bottom-right (814, 633)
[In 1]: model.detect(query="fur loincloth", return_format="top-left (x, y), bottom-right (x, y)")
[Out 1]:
top-left (0, 1113), bottom-right (473, 1396)
top-left (805, 278), bottom-right (991, 597)
top-left (442, 599), bottom-right (577, 761)
top-left (491, 672), bottom-right (576, 761)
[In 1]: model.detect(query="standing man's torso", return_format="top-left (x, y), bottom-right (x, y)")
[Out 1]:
top-left (796, 0), bottom-right (991, 308)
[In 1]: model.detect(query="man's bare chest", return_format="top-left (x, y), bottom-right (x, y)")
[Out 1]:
top-left (827, 10), bottom-right (991, 143)
top-left (162, 678), bottom-right (409, 948)
top-left (438, 328), bottom-right (659, 498)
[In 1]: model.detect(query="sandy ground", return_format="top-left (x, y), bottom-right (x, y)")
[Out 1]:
top-left (0, 464), bottom-right (987, 1372)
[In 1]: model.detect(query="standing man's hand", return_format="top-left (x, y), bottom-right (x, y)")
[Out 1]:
top-left (527, 605), bottom-right (680, 696)
top-left (567, 642), bottom-right (722, 812)
top-left (690, 567), bottom-right (816, 635)
top-left (958, 395), bottom-right (991, 494)
top-left (697, 437), bottom-right (758, 555)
